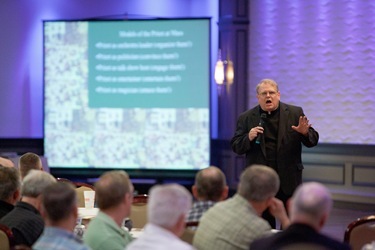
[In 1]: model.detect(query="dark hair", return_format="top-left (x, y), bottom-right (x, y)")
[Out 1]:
top-left (42, 182), bottom-right (76, 222)
top-left (0, 166), bottom-right (21, 200)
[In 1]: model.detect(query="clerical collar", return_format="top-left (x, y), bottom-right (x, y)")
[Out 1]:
top-left (260, 105), bottom-right (280, 116)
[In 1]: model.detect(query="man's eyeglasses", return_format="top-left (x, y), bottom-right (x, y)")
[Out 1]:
top-left (259, 91), bottom-right (277, 97)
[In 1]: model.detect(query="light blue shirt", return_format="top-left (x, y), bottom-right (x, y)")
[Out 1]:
top-left (33, 227), bottom-right (91, 250)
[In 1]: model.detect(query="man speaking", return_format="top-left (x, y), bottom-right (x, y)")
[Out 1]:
top-left (230, 78), bottom-right (319, 228)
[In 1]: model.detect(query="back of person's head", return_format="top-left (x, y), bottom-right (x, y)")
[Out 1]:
top-left (0, 165), bottom-right (21, 203)
top-left (290, 182), bottom-right (332, 229)
top-left (148, 184), bottom-right (192, 229)
top-left (238, 164), bottom-right (279, 202)
top-left (42, 182), bottom-right (76, 223)
top-left (21, 170), bottom-right (56, 198)
top-left (194, 166), bottom-right (228, 201)
top-left (0, 157), bottom-right (15, 168)
top-left (19, 152), bottom-right (43, 179)
top-left (95, 170), bottom-right (133, 210)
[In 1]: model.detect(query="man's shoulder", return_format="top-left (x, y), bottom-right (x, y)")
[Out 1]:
top-left (1, 204), bottom-right (42, 226)
top-left (280, 102), bottom-right (303, 112)
top-left (34, 233), bottom-right (91, 250)
top-left (243, 105), bottom-right (259, 114)
top-left (251, 224), bottom-right (351, 250)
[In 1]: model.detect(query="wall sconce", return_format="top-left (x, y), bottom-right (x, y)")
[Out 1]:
top-left (214, 49), bottom-right (234, 86)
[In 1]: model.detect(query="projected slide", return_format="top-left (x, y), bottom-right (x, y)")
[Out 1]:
top-left (44, 19), bottom-right (210, 170)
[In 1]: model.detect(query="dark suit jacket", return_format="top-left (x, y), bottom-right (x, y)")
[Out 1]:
top-left (231, 102), bottom-right (319, 195)
top-left (250, 223), bottom-right (351, 250)
top-left (0, 200), bottom-right (14, 219)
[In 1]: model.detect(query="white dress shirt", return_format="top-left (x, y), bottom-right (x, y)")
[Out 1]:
top-left (126, 223), bottom-right (195, 250)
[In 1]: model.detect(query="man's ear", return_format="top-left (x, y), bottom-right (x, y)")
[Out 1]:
top-left (12, 189), bottom-right (21, 203)
top-left (221, 186), bottom-right (229, 200)
top-left (125, 192), bottom-right (133, 204)
top-left (318, 212), bottom-right (328, 230)
top-left (192, 185), bottom-right (199, 199)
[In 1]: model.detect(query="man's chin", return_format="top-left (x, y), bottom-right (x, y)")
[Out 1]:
top-left (263, 105), bottom-right (274, 112)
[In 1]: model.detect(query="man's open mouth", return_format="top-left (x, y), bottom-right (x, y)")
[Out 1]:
top-left (266, 100), bottom-right (272, 104)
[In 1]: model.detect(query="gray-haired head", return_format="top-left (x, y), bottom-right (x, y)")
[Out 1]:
top-left (238, 165), bottom-right (279, 202)
top-left (21, 170), bottom-right (56, 198)
top-left (148, 184), bottom-right (192, 229)
top-left (290, 182), bottom-right (332, 223)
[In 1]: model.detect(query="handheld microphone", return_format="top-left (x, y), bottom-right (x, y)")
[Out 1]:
top-left (255, 113), bottom-right (267, 144)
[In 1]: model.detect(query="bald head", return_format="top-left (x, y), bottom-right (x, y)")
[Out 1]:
top-left (0, 157), bottom-right (14, 168)
top-left (290, 182), bottom-right (332, 229)
top-left (194, 166), bottom-right (228, 201)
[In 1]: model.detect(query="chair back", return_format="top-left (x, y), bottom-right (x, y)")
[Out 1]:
top-left (180, 228), bottom-right (196, 244)
top-left (0, 223), bottom-right (14, 250)
top-left (129, 194), bottom-right (148, 229)
top-left (344, 215), bottom-right (375, 250)
top-left (75, 183), bottom-right (95, 208)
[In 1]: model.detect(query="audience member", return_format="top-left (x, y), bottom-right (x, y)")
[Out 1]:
top-left (33, 182), bottom-right (91, 250)
top-left (83, 170), bottom-right (133, 250)
top-left (0, 170), bottom-right (56, 247)
top-left (186, 166), bottom-right (228, 224)
top-left (0, 156), bottom-right (15, 167)
top-left (18, 152), bottom-right (43, 179)
top-left (250, 182), bottom-right (351, 250)
top-left (0, 165), bottom-right (21, 219)
top-left (193, 165), bottom-right (289, 250)
top-left (126, 183), bottom-right (195, 250)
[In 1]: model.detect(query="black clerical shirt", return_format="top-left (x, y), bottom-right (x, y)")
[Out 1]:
top-left (261, 106), bottom-right (280, 171)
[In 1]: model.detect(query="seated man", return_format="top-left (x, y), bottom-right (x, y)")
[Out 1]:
top-left (250, 182), bottom-right (351, 250)
top-left (127, 184), bottom-right (195, 250)
top-left (186, 166), bottom-right (228, 224)
top-left (0, 170), bottom-right (56, 247)
top-left (18, 152), bottom-right (44, 179)
top-left (0, 165), bottom-right (21, 219)
top-left (83, 170), bottom-right (133, 250)
top-left (33, 182), bottom-right (91, 250)
top-left (193, 165), bottom-right (289, 250)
